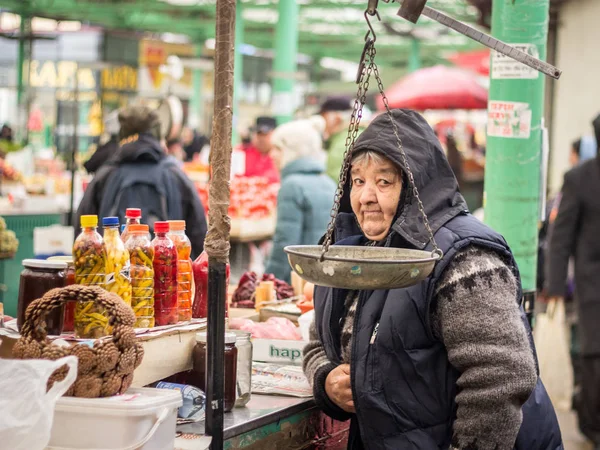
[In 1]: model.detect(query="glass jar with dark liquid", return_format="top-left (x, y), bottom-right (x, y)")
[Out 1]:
top-left (17, 259), bottom-right (67, 335)
top-left (191, 331), bottom-right (238, 412)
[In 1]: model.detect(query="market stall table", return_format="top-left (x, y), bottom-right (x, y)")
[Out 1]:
top-left (178, 395), bottom-right (319, 449)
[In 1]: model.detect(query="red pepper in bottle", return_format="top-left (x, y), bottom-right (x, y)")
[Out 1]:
top-left (152, 221), bottom-right (178, 325)
top-left (168, 220), bottom-right (193, 322)
top-left (192, 250), bottom-right (230, 319)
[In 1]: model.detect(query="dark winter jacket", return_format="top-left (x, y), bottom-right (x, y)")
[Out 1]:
top-left (76, 133), bottom-right (207, 258)
top-left (313, 109), bottom-right (562, 449)
top-left (265, 157), bottom-right (336, 283)
top-left (547, 156), bottom-right (600, 355)
top-left (84, 137), bottom-right (119, 174)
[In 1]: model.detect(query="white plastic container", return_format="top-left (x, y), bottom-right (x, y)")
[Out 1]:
top-left (47, 388), bottom-right (182, 450)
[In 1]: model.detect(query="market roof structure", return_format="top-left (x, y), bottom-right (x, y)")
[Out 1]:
top-left (0, 0), bottom-right (485, 66)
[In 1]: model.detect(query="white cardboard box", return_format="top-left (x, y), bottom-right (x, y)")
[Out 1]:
top-left (252, 338), bottom-right (308, 366)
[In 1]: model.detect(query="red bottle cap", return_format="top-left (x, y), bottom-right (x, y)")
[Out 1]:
top-left (154, 221), bottom-right (170, 233)
top-left (126, 208), bottom-right (142, 219)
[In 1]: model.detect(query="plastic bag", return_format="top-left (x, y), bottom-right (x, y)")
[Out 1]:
top-left (0, 356), bottom-right (78, 450)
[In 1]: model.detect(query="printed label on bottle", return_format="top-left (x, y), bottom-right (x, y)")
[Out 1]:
top-left (120, 263), bottom-right (131, 282)
top-left (105, 272), bottom-right (115, 285)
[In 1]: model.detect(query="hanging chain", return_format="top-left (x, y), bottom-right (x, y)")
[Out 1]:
top-left (320, 39), bottom-right (375, 259)
top-left (320, 6), bottom-right (442, 259)
top-left (370, 49), bottom-right (441, 256)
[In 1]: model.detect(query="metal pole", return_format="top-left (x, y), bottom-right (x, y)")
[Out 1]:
top-left (68, 64), bottom-right (79, 227)
top-left (16, 17), bottom-right (26, 107)
top-left (483, 0), bottom-right (550, 292)
top-left (205, 1), bottom-right (235, 449)
top-left (233, 0), bottom-right (244, 144)
top-left (408, 38), bottom-right (421, 72)
top-left (272, 0), bottom-right (299, 125)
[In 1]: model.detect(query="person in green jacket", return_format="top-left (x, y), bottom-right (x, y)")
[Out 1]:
top-left (319, 96), bottom-right (371, 182)
top-left (265, 116), bottom-right (337, 283)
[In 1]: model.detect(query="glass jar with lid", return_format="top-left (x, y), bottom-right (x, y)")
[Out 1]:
top-left (232, 330), bottom-right (253, 407)
top-left (17, 259), bottom-right (67, 335)
top-left (191, 331), bottom-right (238, 412)
top-left (47, 256), bottom-right (76, 332)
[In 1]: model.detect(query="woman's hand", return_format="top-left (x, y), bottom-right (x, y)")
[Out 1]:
top-left (325, 364), bottom-right (355, 413)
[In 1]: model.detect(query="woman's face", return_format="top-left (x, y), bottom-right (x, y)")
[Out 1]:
top-left (350, 155), bottom-right (402, 241)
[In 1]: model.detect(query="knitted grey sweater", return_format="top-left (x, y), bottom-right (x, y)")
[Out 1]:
top-left (303, 245), bottom-right (538, 450)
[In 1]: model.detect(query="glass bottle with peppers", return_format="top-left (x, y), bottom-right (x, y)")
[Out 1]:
top-left (47, 256), bottom-right (76, 332)
top-left (73, 215), bottom-right (108, 338)
top-left (121, 208), bottom-right (142, 243)
top-left (168, 220), bottom-right (193, 322)
top-left (103, 217), bottom-right (132, 307)
top-left (126, 224), bottom-right (155, 328)
top-left (152, 221), bottom-right (178, 326)
top-left (192, 250), bottom-right (230, 319)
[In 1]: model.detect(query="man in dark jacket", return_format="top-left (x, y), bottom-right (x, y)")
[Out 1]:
top-left (76, 106), bottom-right (207, 258)
top-left (547, 114), bottom-right (600, 449)
top-left (303, 109), bottom-right (562, 449)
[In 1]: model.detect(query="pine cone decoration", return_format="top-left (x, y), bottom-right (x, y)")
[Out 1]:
top-left (117, 346), bottom-right (136, 373)
top-left (12, 337), bottom-right (42, 359)
top-left (73, 375), bottom-right (102, 398)
top-left (113, 324), bottom-right (136, 350)
top-left (16, 285), bottom-right (140, 399)
top-left (42, 345), bottom-right (69, 361)
top-left (71, 344), bottom-right (97, 375)
top-left (120, 373), bottom-right (134, 394)
top-left (100, 371), bottom-right (123, 397)
top-left (94, 341), bottom-right (119, 374)
top-left (133, 343), bottom-right (145, 369)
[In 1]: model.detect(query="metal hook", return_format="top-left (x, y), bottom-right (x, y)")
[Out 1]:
top-left (367, 0), bottom-right (379, 16)
top-left (364, 9), bottom-right (380, 42)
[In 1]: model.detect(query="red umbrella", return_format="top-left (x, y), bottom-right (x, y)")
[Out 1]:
top-left (446, 49), bottom-right (490, 76)
top-left (377, 65), bottom-right (488, 111)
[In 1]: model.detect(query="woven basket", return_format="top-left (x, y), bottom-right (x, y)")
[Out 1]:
top-left (13, 285), bottom-right (144, 398)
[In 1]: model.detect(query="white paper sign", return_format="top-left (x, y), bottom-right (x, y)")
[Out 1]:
top-left (487, 101), bottom-right (532, 139)
top-left (492, 44), bottom-right (540, 79)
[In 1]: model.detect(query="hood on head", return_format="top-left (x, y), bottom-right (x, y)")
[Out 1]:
top-left (336, 109), bottom-right (468, 249)
top-left (113, 133), bottom-right (166, 165)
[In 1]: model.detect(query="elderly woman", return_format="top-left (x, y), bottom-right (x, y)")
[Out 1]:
top-left (265, 117), bottom-right (336, 283)
top-left (303, 110), bottom-right (562, 450)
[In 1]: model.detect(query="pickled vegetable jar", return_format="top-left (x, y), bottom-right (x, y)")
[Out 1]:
top-left (47, 256), bottom-right (76, 332)
top-left (103, 217), bottom-right (132, 306)
top-left (192, 251), bottom-right (230, 319)
top-left (126, 224), bottom-right (155, 328)
top-left (121, 208), bottom-right (142, 244)
top-left (17, 259), bottom-right (67, 335)
top-left (73, 215), bottom-right (108, 338)
top-left (168, 220), bottom-right (192, 322)
top-left (152, 221), bottom-right (178, 326)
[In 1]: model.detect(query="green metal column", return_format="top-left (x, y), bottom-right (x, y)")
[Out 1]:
top-left (233, 0), bottom-right (244, 144)
top-left (483, 0), bottom-right (550, 292)
top-left (272, 0), bottom-right (299, 125)
top-left (408, 38), bottom-right (421, 73)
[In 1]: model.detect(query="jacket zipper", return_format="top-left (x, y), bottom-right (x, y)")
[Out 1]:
top-left (351, 290), bottom-right (368, 448)
top-left (370, 322), bottom-right (379, 344)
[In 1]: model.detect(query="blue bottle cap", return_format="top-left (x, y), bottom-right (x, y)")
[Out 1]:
top-left (102, 216), bottom-right (120, 227)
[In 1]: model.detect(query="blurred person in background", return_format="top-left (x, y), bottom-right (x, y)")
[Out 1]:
top-left (77, 105), bottom-right (207, 258)
top-left (319, 96), bottom-right (354, 181)
top-left (166, 137), bottom-right (185, 166)
top-left (182, 127), bottom-right (209, 162)
top-left (0, 124), bottom-right (13, 142)
top-left (84, 111), bottom-right (120, 174)
top-left (265, 116), bottom-right (336, 283)
top-left (546, 116), bottom-right (600, 449)
top-left (243, 116), bottom-right (280, 184)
